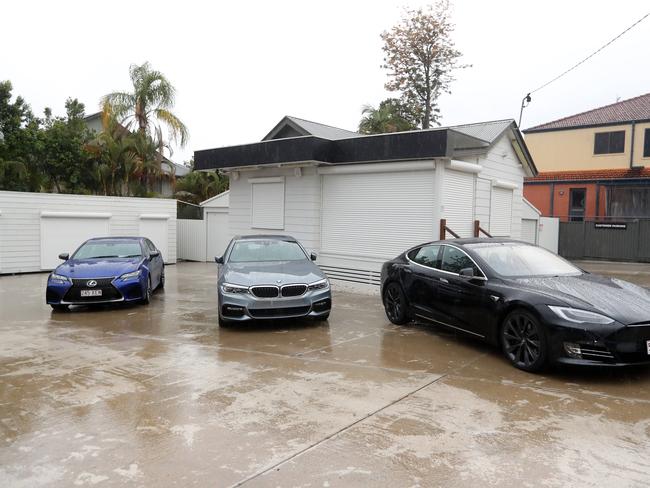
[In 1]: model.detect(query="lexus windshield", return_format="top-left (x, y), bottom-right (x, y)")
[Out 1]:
top-left (73, 241), bottom-right (143, 259)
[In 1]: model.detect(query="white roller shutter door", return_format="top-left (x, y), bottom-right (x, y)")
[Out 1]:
top-left (491, 187), bottom-right (513, 236)
top-left (139, 216), bottom-right (169, 262)
top-left (521, 219), bottom-right (538, 244)
top-left (442, 170), bottom-right (475, 238)
top-left (40, 213), bottom-right (111, 270)
top-left (321, 171), bottom-right (435, 259)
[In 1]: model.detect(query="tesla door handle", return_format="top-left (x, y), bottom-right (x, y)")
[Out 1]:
top-left (439, 277), bottom-right (448, 283)
top-left (403, 269), bottom-right (412, 274)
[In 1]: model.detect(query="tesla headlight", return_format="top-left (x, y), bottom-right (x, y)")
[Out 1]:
top-left (49, 273), bottom-right (70, 283)
top-left (221, 283), bottom-right (249, 294)
top-left (120, 270), bottom-right (142, 280)
top-left (548, 306), bottom-right (614, 325)
top-left (307, 278), bottom-right (330, 291)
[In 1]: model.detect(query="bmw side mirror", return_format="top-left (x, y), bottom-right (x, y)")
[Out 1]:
top-left (215, 256), bottom-right (224, 264)
top-left (59, 253), bottom-right (69, 261)
top-left (459, 267), bottom-right (475, 278)
top-left (310, 252), bottom-right (317, 261)
top-left (150, 250), bottom-right (160, 258)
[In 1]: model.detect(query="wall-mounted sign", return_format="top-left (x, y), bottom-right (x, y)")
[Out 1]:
top-left (594, 223), bottom-right (627, 230)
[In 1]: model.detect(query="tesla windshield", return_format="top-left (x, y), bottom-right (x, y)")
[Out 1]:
top-left (467, 243), bottom-right (580, 277)
top-left (228, 240), bottom-right (307, 262)
top-left (73, 241), bottom-right (143, 259)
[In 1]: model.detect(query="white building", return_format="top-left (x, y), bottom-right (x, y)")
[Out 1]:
top-left (0, 191), bottom-right (177, 274)
top-left (194, 116), bottom-right (538, 289)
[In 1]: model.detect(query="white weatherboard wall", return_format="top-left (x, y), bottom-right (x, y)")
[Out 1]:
top-left (458, 134), bottom-right (527, 238)
top-left (0, 191), bottom-right (176, 274)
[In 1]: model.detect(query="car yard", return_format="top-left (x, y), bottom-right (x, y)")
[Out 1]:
top-left (1, 262), bottom-right (650, 487)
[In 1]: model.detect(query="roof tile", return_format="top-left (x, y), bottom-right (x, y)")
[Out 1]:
top-left (525, 167), bottom-right (650, 182)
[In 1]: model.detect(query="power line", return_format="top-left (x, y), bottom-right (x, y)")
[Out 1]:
top-left (518, 11), bottom-right (649, 127)
top-left (531, 12), bottom-right (649, 94)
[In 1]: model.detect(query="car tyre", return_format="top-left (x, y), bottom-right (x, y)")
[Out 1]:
top-left (500, 309), bottom-right (548, 373)
top-left (141, 278), bottom-right (152, 305)
top-left (383, 282), bottom-right (409, 325)
top-left (314, 312), bottom-right (330, 321)
top-left (218, 315), bottom-right (232, 327)
top-left (159, 268), bottom-right (165, 290)
top-left (51, 304), bottom-right (69, 312)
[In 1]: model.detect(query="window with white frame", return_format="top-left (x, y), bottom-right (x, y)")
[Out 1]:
top-left (251, 178), bottom-right (285, 229)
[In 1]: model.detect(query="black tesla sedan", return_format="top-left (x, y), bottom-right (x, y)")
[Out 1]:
top-left (381, 238), bottom-right (650, 372)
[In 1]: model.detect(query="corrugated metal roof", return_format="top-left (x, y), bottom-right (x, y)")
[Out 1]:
top-left (450, 119), bottom-right (514, 144)
top-left (525, 93), bottom-right (650, 132)
top-left (284, 116), bottom-right (360, 140)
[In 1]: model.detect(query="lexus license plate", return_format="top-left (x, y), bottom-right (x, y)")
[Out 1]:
top-left (80, 289), bottom-right (102, 297)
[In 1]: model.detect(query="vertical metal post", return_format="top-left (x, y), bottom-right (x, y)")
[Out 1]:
top-left (439, 219), bottom-right (446, 240)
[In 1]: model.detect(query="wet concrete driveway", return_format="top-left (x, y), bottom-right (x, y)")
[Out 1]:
top-left (1, 262), bottom-right (650, 487)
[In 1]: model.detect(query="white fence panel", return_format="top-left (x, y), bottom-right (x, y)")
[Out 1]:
top-left (538, 216), bottom-right (559, 254)
top-left (177, 219), bottom-right (206, 262)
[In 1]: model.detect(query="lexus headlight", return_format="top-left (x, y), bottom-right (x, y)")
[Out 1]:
top-left (548, 306), bottom-right (614, 325)
top-left (120, 270), bottom-right (142, 280)
top-left (307, 278), bottom-right (330, 291)
top-left (49, 273), bottom-right (70, 283)
top-left (221, 283), bottom-right (249, 294)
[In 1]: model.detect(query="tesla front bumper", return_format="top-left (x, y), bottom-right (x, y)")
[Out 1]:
top-left (537, 307), bottom-right (650, 366)
top-left (218, 287), bottom-right (332, 322)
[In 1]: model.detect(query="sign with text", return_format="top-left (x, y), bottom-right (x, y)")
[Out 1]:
top-left (594, 223), bottom-right (627, 230)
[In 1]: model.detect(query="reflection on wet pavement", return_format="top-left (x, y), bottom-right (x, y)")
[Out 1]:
top-left (1, 262), bottom-right (649, 487)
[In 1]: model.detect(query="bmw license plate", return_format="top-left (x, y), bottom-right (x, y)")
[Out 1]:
top-left (80, 289), bottom-right (102, 297)
top-left (647, 340), bottom-right (650, 355)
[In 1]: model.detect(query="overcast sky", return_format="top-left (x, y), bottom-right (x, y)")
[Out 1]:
top-left (2, 0), bottom-right (649, 164)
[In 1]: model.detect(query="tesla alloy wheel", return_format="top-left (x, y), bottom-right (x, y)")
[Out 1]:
top-left (501, 309), bottom-right (548, 372)
top-left (383, 282), bottom-right (409, 325)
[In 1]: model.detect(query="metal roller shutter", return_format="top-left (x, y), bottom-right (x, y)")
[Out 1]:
top-left (252, 181), bottom-right (285, 230)
top-left (442, 170), bottom-right (475, 237)
top-left (491, 187), bottom-right (513, 236)
top-left (321, 171), bottom-right (435, 259)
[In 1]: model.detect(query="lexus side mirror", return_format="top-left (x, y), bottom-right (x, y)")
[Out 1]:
top-left (459, 267), bottom-right (475, 278)
top-left (310, 252), bottom-right (317, 261)
top-left (58, 253), bottom-right (70, 261)
top-left (150, 250), bottom-right (160, 257)
top-left (215, 256), bottom-right (224, 264)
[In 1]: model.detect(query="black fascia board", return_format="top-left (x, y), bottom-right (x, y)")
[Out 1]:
top-left (194, 130), bottom-right (449, 170)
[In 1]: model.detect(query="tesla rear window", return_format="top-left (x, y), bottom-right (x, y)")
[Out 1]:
top-left (73, 242), bottom-right (143, 259)
top-left (468, 243), bottom-right (580, 277)
top-left (228, 240), bottom-right (307, 262)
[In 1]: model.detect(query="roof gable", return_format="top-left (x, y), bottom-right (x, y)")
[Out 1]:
top-left (263, 116), bottom-right (360, 141)
top-left (525, 92), bottom-right (650, 132)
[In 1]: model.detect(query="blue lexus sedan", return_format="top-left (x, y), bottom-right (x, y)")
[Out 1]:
top-left (46, 236), bottom-right (165, 311)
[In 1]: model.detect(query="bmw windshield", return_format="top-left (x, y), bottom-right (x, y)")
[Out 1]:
top-left (467, 242), bottom-right (581, 278)
top-left (73, 241), bottom-right (143, 260)
top-left (228, 240), bottom-right (307, 263)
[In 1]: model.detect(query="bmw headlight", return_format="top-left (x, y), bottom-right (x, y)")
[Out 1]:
top-left (221, 283), bottom-right (249, 294)
top-left (120, 270), bottom-right (142, 281)
top-left (307, 278), bottom-right (330, 291)
top-left (548, 306), bottom-right (614, 325)
top-left (49, 273), bottom-right (70, 283)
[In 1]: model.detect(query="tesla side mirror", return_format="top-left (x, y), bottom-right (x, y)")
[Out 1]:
top-left (215, 256), bottom-right (224, 264)
top-left (459, 267), bottom-right (475, 278)
top-left (150, 250), bottom-right (160, 258)
top-left (310, 252), bottom-right (317, 261)
top-left (58, 253), bottom-right (69, 261)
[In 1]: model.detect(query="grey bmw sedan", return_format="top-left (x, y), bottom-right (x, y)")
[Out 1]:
top-left (215, 235), bottom-right (332, 326)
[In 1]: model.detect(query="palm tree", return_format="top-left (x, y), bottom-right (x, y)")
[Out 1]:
top-left (175, 171), bottom-right (228, 205)
top-left (358, 99), bottom-right (417, 134)
top-left (102, 62), bottom-right (189, 148)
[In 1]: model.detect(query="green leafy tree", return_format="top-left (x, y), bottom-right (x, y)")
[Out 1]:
top-left (102, 62), bottom-right (189, 148)
top-left (358, 98), bottom-right (418, 134)
top-left (381, 1), bottom-right (468, 128)
top-left (175, 163), bottom-right (228, 205)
